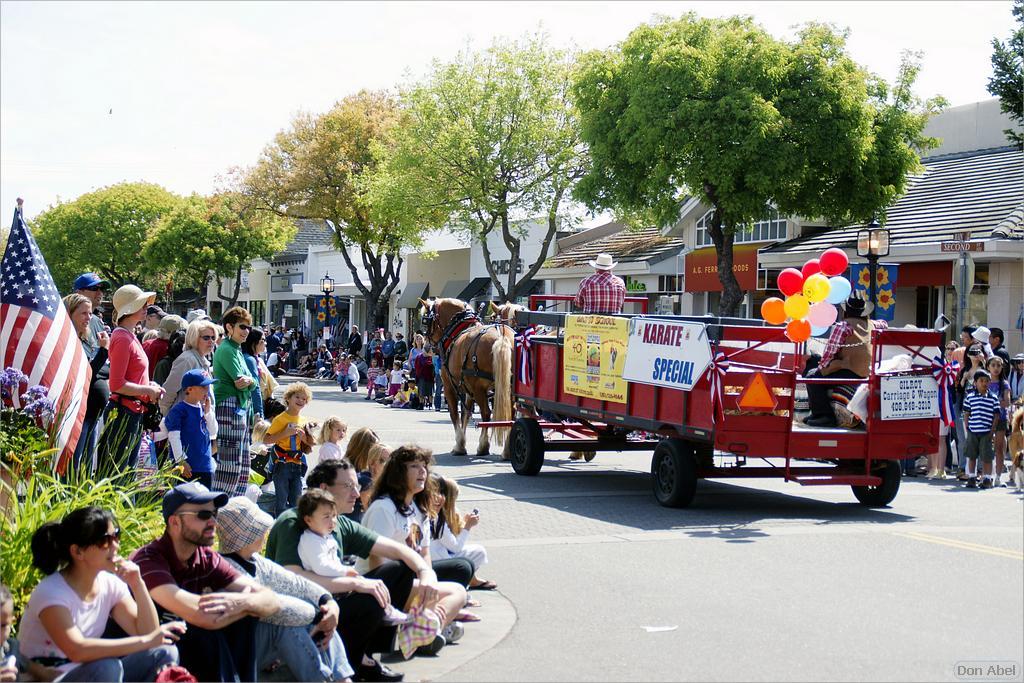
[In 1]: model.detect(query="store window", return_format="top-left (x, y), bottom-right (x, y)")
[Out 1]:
top-left (943, 262), bottom-right (990, 332)
top-left (696, 209), bottom-right (788, 247)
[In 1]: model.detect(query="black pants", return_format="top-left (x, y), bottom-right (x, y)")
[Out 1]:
top-left (177, 616), bottom-right (258, 682)
top-left (335, 561), bottom-right (416, 671)
top-left (433, 557), bottom-right (474, 587)
top-left (807, 368), bottom-right (860, 423)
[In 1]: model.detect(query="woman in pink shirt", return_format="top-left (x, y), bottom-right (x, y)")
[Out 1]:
top-left (96, 285), bottom-right (165, 475)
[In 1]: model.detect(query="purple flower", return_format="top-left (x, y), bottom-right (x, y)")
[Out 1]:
top-left (20, 384), bottom-right (49, 404)
top-left (1, 367), bottom-right (29, 401)
top-left (23, 397), bottom-right (54, 421)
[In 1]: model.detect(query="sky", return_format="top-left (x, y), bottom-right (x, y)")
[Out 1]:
top-left (0, 1), bottom-right (1015, 224)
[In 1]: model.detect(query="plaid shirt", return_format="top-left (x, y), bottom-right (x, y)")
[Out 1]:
top-left (574, 270), bottom-right (626, 314)
top-left (820, 319), bottom-right (888, 368)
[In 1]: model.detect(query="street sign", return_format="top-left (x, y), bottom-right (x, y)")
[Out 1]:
top-left (952, 231), bottom-right (972, 241)
top-left (952, 252), bottom-right (975, 296)
top-left (940, 241), bottom-right (984, 252)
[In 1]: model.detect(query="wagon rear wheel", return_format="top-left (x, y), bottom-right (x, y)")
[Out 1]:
top-left (651, 438), bottom-right (698, 508)
top-left (510, 417), bottom-right (545, 476)
top-left (852, 459), bottom-right (901, 507)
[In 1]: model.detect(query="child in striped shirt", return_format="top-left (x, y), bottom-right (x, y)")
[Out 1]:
top-left (962, 370), bottom-right (1000, 489)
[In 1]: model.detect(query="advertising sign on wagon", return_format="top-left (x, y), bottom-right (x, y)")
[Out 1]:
top-left (563, 314), bottom-right (629, 403)
top-left (879, 375), bottom-right (940, 420)
top-left (621, 319), bottom-right (712, 391)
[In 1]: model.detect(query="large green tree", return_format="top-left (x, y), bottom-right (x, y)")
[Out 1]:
top-left (987, 0), bottom-right (1023, 148)
top-left (241, 91), bottom-right (423, 330)
top-left (573, 15), bottom-right (944, 315)
top-left (33, 182), bottom-right (181, 290)
top-left (369, 34), bottom-right (587, 303)
top-left (143, 192), bottom-right (296, 306)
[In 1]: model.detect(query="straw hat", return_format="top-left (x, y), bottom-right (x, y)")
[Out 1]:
top-left (971, 326), bottom-right (991, 344)
top-left (111, 285), bottom-right (156, 321)
top-left (588, 253), bottom-right (618, 270)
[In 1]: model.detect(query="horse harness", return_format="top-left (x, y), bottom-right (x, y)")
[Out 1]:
top-left (431, 304), bottom-right (510, 397)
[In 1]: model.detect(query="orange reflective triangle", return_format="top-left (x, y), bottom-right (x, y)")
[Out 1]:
top-left (738, 372), bottom-right (777, 411)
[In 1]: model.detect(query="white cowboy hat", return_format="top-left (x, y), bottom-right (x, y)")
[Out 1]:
top-left (111, 284), bottom-right (156, 321)
top-left (972, 326), bottom-right (991, 344)
top-left (588, 253), bottom-right (618, 270)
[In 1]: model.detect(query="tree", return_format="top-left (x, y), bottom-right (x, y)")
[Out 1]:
top-left (988, 0), bottom-right (1023, 148)
top-left (572, 15), bottom-right (944, 315)
top-left (143, 193), bottom-right (296, 306)
top-left (33, 182), bottom-right (181, 291)
top-left (369, 34), bottom-right (588, 303)
top-left (241, 91), bottom-right (423, 331)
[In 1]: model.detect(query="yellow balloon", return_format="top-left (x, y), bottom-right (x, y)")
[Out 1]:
top-left (802, 273), bottom-right (831, 304)
top-left (784, 293), bottom-right (810, 320)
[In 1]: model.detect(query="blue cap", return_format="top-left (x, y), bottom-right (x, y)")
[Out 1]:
top-left (73, 272), bottom-right (108, 290)
top-left (181, 369), bottom-right (216, 390)
top-left (162, 481), bottom-right (228, 520)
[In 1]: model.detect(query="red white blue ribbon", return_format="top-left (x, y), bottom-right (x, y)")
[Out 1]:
top-left (931, 355), bottom-right (959, 427)
top-left (515, 326), bottom-right (536, 385)
top-left (708, 350), bottom-right (731, 424)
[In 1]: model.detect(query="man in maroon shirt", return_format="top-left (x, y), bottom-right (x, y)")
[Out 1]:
top-left (132, 482), bottom-right (280, 682)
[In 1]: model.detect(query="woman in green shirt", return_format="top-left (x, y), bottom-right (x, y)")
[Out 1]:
top-left (211, 306), bottom-right (256, 496)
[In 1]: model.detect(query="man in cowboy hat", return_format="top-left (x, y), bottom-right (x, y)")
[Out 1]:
top-left (574, 252), bottom-right (626, 315)
top-left (804, 294), bottom-right (888, 428)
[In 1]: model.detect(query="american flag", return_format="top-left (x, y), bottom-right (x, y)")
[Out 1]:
top-left (1, 203), bottom-right (90, 473)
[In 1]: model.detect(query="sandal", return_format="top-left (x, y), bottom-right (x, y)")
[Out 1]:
top-left (465, 598), bottom-right (482, 607)
top-left (469, 579), bottom-right (498, 591)
top-left (455, 610), bottom-right (482, 622)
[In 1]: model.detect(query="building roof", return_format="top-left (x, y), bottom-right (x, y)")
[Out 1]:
top-left (760, 146), bottom-right (1024, 255)
top-left (271, 219), bottom-right (333, 265)
top-left (544, 224), bottom-right (687, 269)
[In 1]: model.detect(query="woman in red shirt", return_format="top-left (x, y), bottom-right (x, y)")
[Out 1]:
top-left (96, 285), bottom-right (166, 475)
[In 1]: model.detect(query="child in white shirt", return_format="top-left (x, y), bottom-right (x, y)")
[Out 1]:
top-left (312, 416), bottom-right (347, 471)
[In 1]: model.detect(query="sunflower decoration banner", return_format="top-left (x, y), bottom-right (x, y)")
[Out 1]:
top-left (849, 263), bottom-right (898, 321)
top-left (317, 296), bottom-right (339, 325)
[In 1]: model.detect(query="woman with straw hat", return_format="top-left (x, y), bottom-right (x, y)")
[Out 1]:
top-left (96, 285), bottom-right (166, 475)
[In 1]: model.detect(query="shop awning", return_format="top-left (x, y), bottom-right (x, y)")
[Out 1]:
top-left (396, 282), bottom-right (429, 309)
top-left (458, 277), bottom-right (493, 300)
top-left (684, 243), bottom-right (763, 292)
top-left (440, 280), bottom-right (470, 299)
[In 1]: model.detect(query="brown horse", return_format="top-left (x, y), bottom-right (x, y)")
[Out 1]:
top-left (420, 297), bottom-right (514, 457)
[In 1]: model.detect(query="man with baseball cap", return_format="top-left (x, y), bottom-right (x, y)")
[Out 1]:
top-left (73, 272), bottom-right (110, 360)
top-left (574, 252), bottom-right (626, 315)
top-left (145, 304), bottom-right (167, 331)
top-left (131, 482), bottom-right (280, 682)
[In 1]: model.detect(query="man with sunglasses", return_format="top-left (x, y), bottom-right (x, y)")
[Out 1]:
top-left (73, 272), bottom-right (110, 361)
top-left (132, 482), bottom-right (280, 682)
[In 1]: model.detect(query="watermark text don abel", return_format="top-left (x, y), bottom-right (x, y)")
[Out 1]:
top-left (955, 662), bottom-right (1021, 681)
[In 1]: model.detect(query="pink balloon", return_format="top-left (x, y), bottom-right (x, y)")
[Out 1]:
top-left (819, 248), bottom-right (849, 277)
top-left (806, 301), bottom-right (838, 328)
top-left (801, 259), bottom-right (821, 280)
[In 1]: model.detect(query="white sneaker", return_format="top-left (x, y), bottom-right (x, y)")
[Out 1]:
top-left (442, 622), bottom-right (464, 644)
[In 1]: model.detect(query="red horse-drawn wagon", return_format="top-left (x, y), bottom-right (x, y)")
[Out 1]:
top-left (493, 298), bottom-right (944, 509)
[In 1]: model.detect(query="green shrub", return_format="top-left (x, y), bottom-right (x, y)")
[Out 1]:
top-left (0, 460), bottom-right (176, 622)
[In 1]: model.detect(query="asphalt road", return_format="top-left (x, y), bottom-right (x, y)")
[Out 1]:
top-left (293, 377), bottom-right (1024, 682)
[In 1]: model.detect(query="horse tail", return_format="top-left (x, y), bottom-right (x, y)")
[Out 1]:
top-left (491, 326), bottom-right (514, 446)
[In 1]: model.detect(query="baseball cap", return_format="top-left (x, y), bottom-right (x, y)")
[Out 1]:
top-left (73, 273), bottom-right (109, 290)
top-left (180, 369), bottom-right (216, 390)
top-left (162, 481), bottom-right (229, 520)
top-left (146, 305), bottom-right (166, 318)
top-left (216, 496), bottom-right (274, 554)
top-left (187, 308), bottom-right (210, 323)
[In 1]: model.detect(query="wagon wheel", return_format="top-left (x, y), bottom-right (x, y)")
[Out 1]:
top-left (651, 438), bottom-right (698, 508)
top-left (851, 459), bottom-right (901, 507)
top-left (510, 417), bottom-right (545, 476)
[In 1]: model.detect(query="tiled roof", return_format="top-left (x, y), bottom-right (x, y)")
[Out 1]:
top-left (271, 219), bottom-right (333, 264)
top-left (545, 224), bottom-right (686, 268)
top-left (761, 146), bottom-right (1024, 255)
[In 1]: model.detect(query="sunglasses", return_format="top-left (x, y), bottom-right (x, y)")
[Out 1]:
top-left (236, 324), bottom-right (251, 331)
top-left (96, 529), bottom-right (121, 548)
top-left (83, 285), bottom-right (106, 292)
top-left (177, 509), bottom-right (218, 521)
top-left (200, 335), bottom-right (216, 341)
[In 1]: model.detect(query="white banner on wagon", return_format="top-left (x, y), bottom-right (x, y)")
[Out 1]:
top-left (879, 375), bottom-right (940, 420)
top-left (622, 319), bottom-right (713, 391)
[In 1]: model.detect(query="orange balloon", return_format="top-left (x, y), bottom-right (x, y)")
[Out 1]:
top-left (786, 319), bottom-right (812, 343)
top-left (760, 297), bottom-right (786, 325)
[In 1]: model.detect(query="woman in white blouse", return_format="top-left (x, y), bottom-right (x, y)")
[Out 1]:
top-left (428, 475), bottom-right (496, 590)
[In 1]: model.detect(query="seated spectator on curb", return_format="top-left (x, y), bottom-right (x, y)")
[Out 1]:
top-left (315, 416), bottom-right (348, 472)
top-left (428, 475), bottom-right (496, 591)
top-left (217, 496), bottom-right (353, 683)
top-left (265, 459), bottom-right (445, 682)
top-left (131, 482), bottom-right (280, 682)
top-left (345, 428), bottom-right (382, 523)
top-left (360, 447), bottom-right (470, 648)
top-left (18, 507), bottom-right (182, 682)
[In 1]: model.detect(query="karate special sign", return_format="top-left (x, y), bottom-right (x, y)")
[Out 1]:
top-left (879, 375), bottom-right (940, 420)
top-left (622, 319), bottom-right (712, 391)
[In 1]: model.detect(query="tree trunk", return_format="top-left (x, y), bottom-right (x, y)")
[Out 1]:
top-left (216, 264), bottom-right (243, 308)
top-left (702, 186), bottom-right (745, 317)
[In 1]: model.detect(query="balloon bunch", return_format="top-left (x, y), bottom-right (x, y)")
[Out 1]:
top-left (760, 248), bottom-right (852, 342)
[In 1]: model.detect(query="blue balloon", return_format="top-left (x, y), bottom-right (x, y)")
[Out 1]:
top-left (826, 276), bottom-right (852, 304)
top-left (811, 324), bottom-right (831, 337)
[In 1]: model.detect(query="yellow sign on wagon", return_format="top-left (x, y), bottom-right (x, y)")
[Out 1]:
top-left (563, 314), bottom-right (629, 403)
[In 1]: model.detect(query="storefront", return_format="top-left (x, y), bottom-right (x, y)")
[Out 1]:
top-left (683, 242), bottom-right (769, 317)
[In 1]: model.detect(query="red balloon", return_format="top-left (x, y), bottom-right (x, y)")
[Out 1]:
top-left (777, 268), bottom-right (804, 297)
top-left (801, 259), bottom-right (821, 280)
top-left (819, 248), bottom-right (849, 277)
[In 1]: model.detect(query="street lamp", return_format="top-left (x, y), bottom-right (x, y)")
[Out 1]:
top-left (856, 219), bottom-right (890, 316)
top-left (320, 273), bottom-right (335, 296)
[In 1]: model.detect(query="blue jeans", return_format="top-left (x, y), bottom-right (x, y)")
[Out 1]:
top-left (434, 375), bottom-right (444, 411)
top-left (56, 645), bottom-right (178, 682)
top-left (72, 413), bottom-right (98, 472)
top-left (273, 462), bottom-right (304, 516)
top-left (339, 375), bottom-right (357, 391)
top-left (254, 622), bottom-right (354, 682)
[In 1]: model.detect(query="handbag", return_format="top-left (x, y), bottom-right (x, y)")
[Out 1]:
top-left (142, 400), bottom-right (163, 432)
